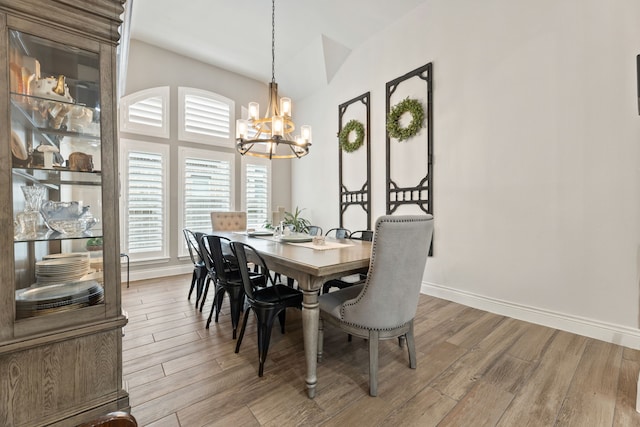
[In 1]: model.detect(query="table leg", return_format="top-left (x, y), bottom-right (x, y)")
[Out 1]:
top-left (301, 287), bottom-right (320, 398)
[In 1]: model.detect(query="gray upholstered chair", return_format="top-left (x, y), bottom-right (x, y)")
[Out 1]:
top-left (317, 214), bottom-right (434, 396)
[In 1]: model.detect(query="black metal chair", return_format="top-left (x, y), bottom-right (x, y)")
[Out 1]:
top-left (349, 230), bottom-right (374, 241)
top-left (183, 229), bottom-right (207, 307)
top-left (322, 229), bottom-right (374, 294)
top-left (306, 225), bottom-right (323, 236)
top-left (198, 234), bottom-right (241, 312)
top-left (325, 227), bottom-right (351, 239)
top-left (200, 234), bottom-right (261, 338)
top-left (231, 241), bottom-right (303, 376)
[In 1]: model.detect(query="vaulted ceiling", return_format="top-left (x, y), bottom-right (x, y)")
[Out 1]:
top-left (129, 0), bottom-right (428, 99)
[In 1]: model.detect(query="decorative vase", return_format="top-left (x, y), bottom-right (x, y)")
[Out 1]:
top-left (17, 185), bottom-right (45, 238)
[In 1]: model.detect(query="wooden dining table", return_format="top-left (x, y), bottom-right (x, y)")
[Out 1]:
top-left (213, 231), bottom-right (372, 398)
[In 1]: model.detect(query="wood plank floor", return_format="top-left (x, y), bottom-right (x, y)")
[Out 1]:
top-left (122, 275), bottom-right (640, 426)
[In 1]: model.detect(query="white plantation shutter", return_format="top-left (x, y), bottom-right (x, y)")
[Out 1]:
top-left (179, 87), bottom-right (235, 146)
top-left (184, 94), bottom-right (230, 138)
top-left (178, 147), bottom-right (235, 259)
top-left (128, 96), bottom-right (163, 127)
top-left (242, 157), bottom-right (271, 230)
top-left (123, 142), bottom-right (169, 258)
top-left (120, 87), bottom-right (170, 138)
top-left (245, 164), bottom-right (269, 229)
top-left (183, 156), bottom-right (232, 233)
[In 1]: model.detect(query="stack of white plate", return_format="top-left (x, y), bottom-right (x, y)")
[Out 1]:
top-left (36, 253), bottom-right (90, 284)
top-left (15, 280), bottom-right (104, 319)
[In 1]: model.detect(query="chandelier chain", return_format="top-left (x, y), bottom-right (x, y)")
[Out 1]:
top-left (271, 0), bottom-right (275, 83)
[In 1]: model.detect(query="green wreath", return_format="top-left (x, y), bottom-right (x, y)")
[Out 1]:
top-left (339, 119), bottom-right (365, 153)
top-left (386, 97), bottom-right (424, 141)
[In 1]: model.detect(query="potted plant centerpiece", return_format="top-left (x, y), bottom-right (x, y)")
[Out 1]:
top-left (283, 206), bottom-right (311, 233)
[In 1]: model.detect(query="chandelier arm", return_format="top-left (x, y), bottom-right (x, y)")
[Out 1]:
top-left (289, 144), bottom-right (303, 159)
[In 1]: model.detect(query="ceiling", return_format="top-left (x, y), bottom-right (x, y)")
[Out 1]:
top-left (129, 0), bottom-right (428, 100)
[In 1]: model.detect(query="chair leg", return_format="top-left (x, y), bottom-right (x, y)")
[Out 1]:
top-left (317, 318), bottom-right (324, 362)
top-left (235, 308), bottom-right (252, 353)
top-left (195, 272), bottom-right (205, 304)
top-left (406, 321), bottom-right (417, 369)
top-left (199, 276), bottom-right (212, 311)
top-left (278, 309), bottom-right (287, 334)
top-left (368, 330), bottom-right (379, 397)
top-left (188, 270), bottom-right (197, 300)
top-left (256, 308), bottom-right (280, 377)
top-left (196, 275), bottom-right (208, 308)
top-left (228, 287), bottom-right (245, 339)
top-left (205, 292), bottom-right (217, 329)
top-left (214, 286), bottom-right (225, 323)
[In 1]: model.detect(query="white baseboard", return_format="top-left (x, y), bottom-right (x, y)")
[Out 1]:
top-left (124, 264), bottom-right (193, 284)
top-left (421, 281), bottom-right (640, 350)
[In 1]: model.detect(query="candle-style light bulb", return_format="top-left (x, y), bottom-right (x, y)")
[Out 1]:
top-left (280, 97), bottom-right (292, 117)
top-left (236, 119), bottom-right (248, 139)
top-left (248, 102), bottom-right (259, 121)
top-left (272, 116), bottom-right (284, 137)
top-left (301, 125), bottom-right (312, 143)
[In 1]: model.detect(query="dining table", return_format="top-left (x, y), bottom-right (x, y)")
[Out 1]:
top-left (212, 231), bottom-right (372, 398)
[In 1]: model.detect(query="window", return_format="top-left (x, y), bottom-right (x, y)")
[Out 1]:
top-left (242, 156), bottom-right (271, 229)
top-left (178, 87), bottom-right (235, 146)
top-left (120, 139), bottom-right (170, 261)
top-left (119, 87), bottom-right (170, 138)
top-left (178, 147), bottom-right (235, 256)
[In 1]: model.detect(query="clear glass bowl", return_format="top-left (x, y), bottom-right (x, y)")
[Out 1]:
top-left (40, 201), bottom-right (98, 235)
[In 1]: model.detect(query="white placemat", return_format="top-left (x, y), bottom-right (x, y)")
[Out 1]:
top-left (286, 241), bottom-right (354, 251)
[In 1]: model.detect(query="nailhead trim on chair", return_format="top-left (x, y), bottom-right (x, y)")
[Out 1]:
top-left (211, 212), bottom-right (247, 231)
top-left (339, 215), bottom-right (432, 331)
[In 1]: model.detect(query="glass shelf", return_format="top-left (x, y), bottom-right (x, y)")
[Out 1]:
top-left (11, 95), bottom-right (100, 144)
top-left (13, 168), bottom-right (102, 187)
top-left (14, 228), bottom-right (103, 243)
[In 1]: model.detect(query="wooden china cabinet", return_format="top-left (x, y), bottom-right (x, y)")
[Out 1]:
top-left (0, 1), bottom-right (128, 426)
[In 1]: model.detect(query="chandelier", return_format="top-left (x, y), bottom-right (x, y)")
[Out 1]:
top-left (235, 0), bottom-right (312, 159)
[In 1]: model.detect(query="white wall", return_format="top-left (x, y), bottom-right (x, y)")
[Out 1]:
top-left (293, 0), bottom-right (640, 347)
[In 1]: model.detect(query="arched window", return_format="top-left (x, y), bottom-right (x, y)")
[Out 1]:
top-left (120, 86), bottom-right (170, 138)
top-left (178, 87), bottom-right (235, 146)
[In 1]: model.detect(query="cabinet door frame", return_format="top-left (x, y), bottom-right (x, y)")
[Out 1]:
top-left (1, 15), bottom-right (123, 342)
